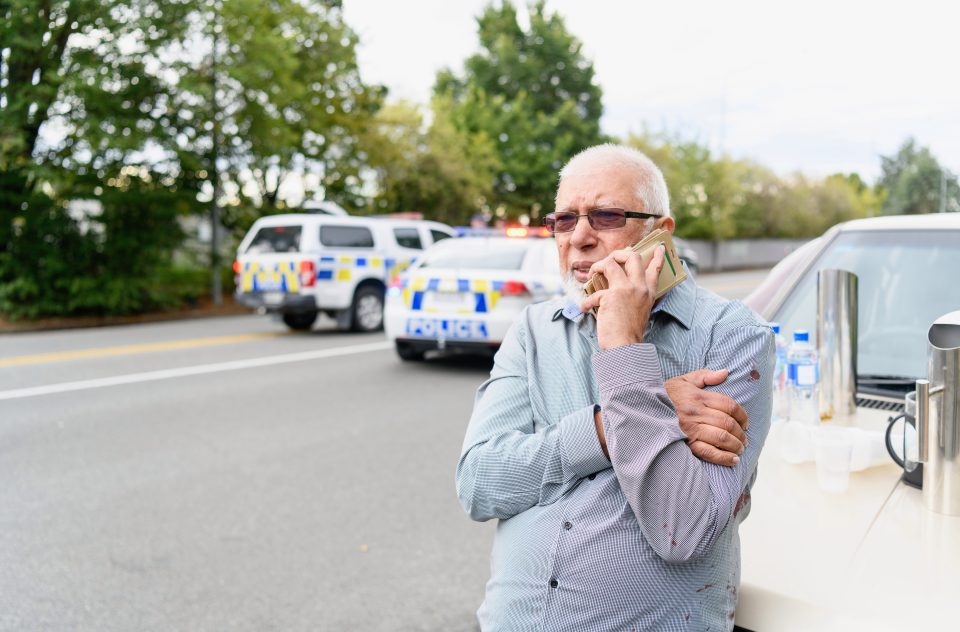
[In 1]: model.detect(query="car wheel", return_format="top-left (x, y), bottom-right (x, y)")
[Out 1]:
top-left (395, 341), bottom-right (425, 362)
top-left (351, 286), bottom-right (384, 332)
top-left (282, 311), bottom-right (318, 331)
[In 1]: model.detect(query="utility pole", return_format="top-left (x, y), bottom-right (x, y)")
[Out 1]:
top-left (209, 1), bottom-right (222, 305)
top-left (940, 167), bottom-right (948, 214)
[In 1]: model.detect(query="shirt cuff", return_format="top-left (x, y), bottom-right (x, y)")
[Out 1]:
top-left (593, 343), bottom-right (663, 390)
top-left (558, 404), bottom-right (611, 478)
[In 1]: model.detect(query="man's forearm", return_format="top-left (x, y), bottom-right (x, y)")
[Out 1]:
top-left (594, 342), bottom-right (770, 562)
top-left (458, 401), bottom-right (610, 521)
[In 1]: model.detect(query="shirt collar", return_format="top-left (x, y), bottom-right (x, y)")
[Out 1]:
top-left (651, 270), bottom-right (696, 329)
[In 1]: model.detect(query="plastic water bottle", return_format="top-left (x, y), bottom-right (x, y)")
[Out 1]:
top-left (771, 323), bottom-right (789, 422)
top-left (787, 330), bottom-right (819, 424)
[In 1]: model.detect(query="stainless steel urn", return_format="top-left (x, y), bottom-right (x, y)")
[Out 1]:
top-left (916, 310), bottom-right (960, 516)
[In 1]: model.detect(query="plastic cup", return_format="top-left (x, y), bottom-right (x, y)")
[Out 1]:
top-left (814, 427), bottom-right (854, 493)
top-left (779, 421), bottom-right (812, 464)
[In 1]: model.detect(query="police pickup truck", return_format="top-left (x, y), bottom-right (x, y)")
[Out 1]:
top-left (234, 214), bottom-right (456, 332)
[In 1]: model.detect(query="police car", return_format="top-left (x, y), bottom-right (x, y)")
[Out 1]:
top-left (234, 214), bottom-right (456, 331)
top-left (384, 231), bottom-right (564, 360)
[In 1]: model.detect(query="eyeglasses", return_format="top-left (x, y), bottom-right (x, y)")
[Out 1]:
top-left (542, 208), bottom-right (660, 234)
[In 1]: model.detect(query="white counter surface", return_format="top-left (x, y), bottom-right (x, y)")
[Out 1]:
top-left (735, 413), bottom-right (960, 631)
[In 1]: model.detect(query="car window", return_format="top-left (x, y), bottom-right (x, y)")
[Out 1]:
top-left (774, 230), bottom-right (960, 379)
top-left (430, 229), bottom-right (453, 244)
top-left (418, 241), bottom-right (529, 270)
top-left (245, 225), bottom-right (302, 253)
top-left (744, 238), bottom-right (822, 313)
top-left (393, 227), bottom-right (423, 249)
top-left (319, 225), bottom-right (374, 248)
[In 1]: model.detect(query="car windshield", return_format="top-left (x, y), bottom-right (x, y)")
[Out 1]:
top-left (774, 229), bottom-right (960, 382)
top-left (418, 240), bottom-right (530, 270)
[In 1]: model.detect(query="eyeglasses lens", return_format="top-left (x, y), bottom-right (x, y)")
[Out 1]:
top-left (590, 210), bottom-right (626, 229)
top-left (546, 209), bottom-right (627, 233)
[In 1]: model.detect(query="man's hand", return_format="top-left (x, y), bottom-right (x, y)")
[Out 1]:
top-left (580, 245), bottom-right (664, 351)
top-left (665, 369), bottom-right (748, 467)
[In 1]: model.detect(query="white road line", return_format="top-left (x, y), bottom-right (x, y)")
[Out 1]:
top-left (0, 341), bottom-right (394, 401)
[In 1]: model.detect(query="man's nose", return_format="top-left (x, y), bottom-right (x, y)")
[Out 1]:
top-left (568, 214), bottom-right (597, 250)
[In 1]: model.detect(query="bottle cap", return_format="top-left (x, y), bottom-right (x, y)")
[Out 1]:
top-left (793, 329), bottom-right (809, 342)
top-left (771, 322), bottom-right (780, 334)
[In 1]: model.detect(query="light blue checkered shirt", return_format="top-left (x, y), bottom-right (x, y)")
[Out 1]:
top-left (456, 274), bottom-right (775, 631)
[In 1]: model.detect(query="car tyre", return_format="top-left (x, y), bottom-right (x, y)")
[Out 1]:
top-left (351, 286), bottom-right (385, 332)
top-left (282, 311), bottom-right (318, 331)
top-left (395, 341), bottom-right (425, 362)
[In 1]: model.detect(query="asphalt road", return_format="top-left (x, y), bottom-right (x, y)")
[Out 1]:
top-left (0, 269), bottom-right (767, 631)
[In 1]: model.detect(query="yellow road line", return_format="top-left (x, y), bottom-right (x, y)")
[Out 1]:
top-left (0, 332), bottom-right (288, 368)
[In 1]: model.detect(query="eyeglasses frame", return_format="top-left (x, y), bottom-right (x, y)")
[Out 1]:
top-left (542, 208), bottom-right (661, 234)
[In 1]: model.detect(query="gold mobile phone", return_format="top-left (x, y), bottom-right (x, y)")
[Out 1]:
top-left (583, 229), bottom-right (687, 301)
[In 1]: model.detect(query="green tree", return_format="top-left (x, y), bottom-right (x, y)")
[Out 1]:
top-left (0, 0), bottom-right (201, 319)
top-left (172, 0), bottom-right (384, 238)
top-left (435, 0), bottom-right (604, 220)
top-left (878, 138), bottom-right (959, 215)
top-left (0, 0), bottom-right (381, 318)
top-left (0, 0), bottom-right (195, 195)
top-left (626, 131), bottom-right (882, 239)
top-left (365, 99), bottom-right (499, 225)
top-left (627, 132), bottom-right (738, 240)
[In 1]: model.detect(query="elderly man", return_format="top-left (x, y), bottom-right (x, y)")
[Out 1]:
top-left (456, 144), bottom-right (774, 631)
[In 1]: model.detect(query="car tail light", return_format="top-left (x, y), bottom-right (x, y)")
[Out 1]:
top-left (501, 280), bottom-right (529, 296)
top-left (387, 274), bottom-right (402, 290)
top-left (232, 260), bottom-right (241, 274)
top-left (299, 260), bottom-right (316, 287)
top-left (505, 226), bottom-right (528, 238)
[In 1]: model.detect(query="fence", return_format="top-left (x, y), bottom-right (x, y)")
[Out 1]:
top-left (684, 239), bottom-right (812, 272)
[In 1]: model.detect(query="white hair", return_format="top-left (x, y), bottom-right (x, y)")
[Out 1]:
top-left (557, 143), bottom-right (671, 217)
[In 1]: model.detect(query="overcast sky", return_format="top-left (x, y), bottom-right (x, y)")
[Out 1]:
top-left (342, 0), bottom-right (960, 182)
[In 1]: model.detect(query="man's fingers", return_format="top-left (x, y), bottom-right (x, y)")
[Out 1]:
top-left (689, 440), bottom-right (740, 467)
top-left (591, 255), bottom-right (630, 288)
top-left (700, 390), bottom-right (749, 428)
top-left (611, 248), bottom-right (646, 285)
top-left (700, 368), bottom-right (730, 387)
top-left (644, 244), bottom-right (665, 290)
top-left (679, 368), bottom-right (727, 388)
top-left (580, 290), bottom-right (605, 313)
top-left (703, 408), bottom-right (748, 444)
top-left (692, 421), bottom-right (745, 454)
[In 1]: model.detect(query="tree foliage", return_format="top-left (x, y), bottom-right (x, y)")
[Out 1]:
top-left (364, 98), bottom-right (499, 225)
top-left (879, 138), bottom-right (959, 215)
top-left (435, 0), bottom-right (605, 220)
top-left (173, 0), bottom-right (384, 234)
top-left (626, 132), bottom-right (883, 239)
top-left (1, 0), bottom-right (200, 318)
top-left (0, 0), bottom-right (381, 319)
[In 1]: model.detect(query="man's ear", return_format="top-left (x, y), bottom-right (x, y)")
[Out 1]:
top-left (657, 215), bottom-right (676, 234)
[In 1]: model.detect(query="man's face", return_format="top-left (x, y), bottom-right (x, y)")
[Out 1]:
top-left (554, 166), bottom-right (674, 292)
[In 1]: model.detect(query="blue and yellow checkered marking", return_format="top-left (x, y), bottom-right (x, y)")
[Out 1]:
top-left (401, 276), bottom-right (504, 315)
top-left (242, 253), bottom-right (417, 292)
top-left (312, 253), bottom-right (413, 284)
top-left (240, 261), bottom-right (301, 293)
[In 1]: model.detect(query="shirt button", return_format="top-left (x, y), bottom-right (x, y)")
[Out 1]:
top-left (563, 521), bottom-right (572, 530)
top-left (549, 578), bottom-right (559, 588)
top-left (588, 473), bottom-right (596, 480)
